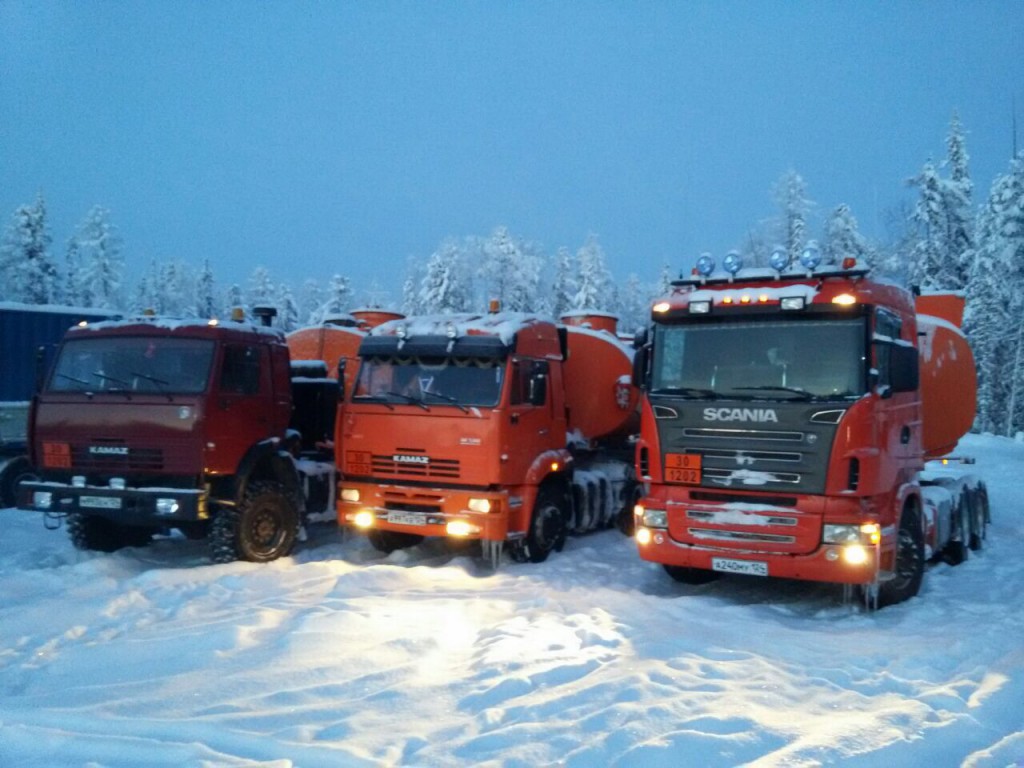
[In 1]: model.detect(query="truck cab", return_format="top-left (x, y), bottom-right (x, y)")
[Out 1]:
top-left (18, 314), bottom-right (329, 563)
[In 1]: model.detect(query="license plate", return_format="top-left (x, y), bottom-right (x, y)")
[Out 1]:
top-left (665, 452), bottom-right (702, 484)
top-left (387, 512), bottom-right (427, 526)
top-left (712, 557), bottom-right (768, 577)
top-left (80, 496), bottom-right (122, 510)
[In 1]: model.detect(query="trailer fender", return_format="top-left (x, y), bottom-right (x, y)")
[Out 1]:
top-left (524, 449), bottom-right (573, 487)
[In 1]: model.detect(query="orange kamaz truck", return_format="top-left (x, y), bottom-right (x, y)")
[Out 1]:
top-left (631, 249), bottom-right (989, 608)
top-left (337, 309), bottom-right (639, 566)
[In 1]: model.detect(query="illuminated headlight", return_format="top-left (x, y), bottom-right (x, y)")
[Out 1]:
top-left (71, 475), bottom-right (86, 488)
top-left (33, 491), bottom-right (53, 509)
top-left (635, 527), bottom-right (653, 545)
top-left (446, 520), bottom-right (481, 537)
top-left (340, 488), bottom-right (360, 503)
top-left (467, 498), bottom-right (492, 513)
top-left (723, 251), bottom-right (743, 275)
top-left (695, 254), bottom-right (715, 276)
top-left (780, 296), bottom-right (806, 311)
top-left (642, 508), bottom-right (668, 528)
top-left (842, 545), bottom-right (869, 565)
top-left (652, 301), bottom-right (671, 314)
top-left (155, 498), bottom-right (179, 515)
top-left (689, 300), bottom-right (711, 314)
top-left (352, 510), bottom-right (375, 529)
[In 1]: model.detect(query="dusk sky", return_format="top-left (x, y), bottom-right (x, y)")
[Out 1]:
top-left (2, 1), bottom-right (1022, 303)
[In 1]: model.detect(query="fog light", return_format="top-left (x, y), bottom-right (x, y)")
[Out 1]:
top-left (636, 527), bottom-right (652, 545)
top-left (33, 491), bottom-right (53, 509)
top-left (467, 498), bottom-right (492, 513)
top-left (341, 488), bottom-right (360, 503)
top-left (352, 510), bottom-right (375, 529)
top-left (447, 520), bottom-right (480, 537)
top-left (843, 544), bottom-right (869, 565)
top-left (155, 498), bottom-right (179, 516)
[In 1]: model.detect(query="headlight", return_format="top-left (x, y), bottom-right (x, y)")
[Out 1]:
top-left (351, 510), bottom-right (375, 529)
top-left (823, 524), bottom-right (860, 544)
top-left (467, 498), bottom-right (492, 513)
top-left (642, 509), bottom-right (668, 528)
top-left (446, 520), bottom-right (481, 537)
top-left (33, 491), bottom-right (53, 509)
top-left (155, 498), bottom-right (179, 515)
top-left (340, 488), bottom-right (360, 503)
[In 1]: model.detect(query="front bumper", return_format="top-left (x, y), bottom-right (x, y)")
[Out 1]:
top-left (338, 482), bottom-right (513, 542)
top-left (18, 480), bottom-right (206, 525)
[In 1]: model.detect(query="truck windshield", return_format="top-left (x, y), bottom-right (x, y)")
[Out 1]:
top-left (48, 337), bottom-right (216, 395)
top-left (651, 318), bottom-right (866, 401)
top-left (353, 355), bottom-right (504, 407)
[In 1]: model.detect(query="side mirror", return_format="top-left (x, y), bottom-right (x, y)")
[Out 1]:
top-left (890, 344), bottom-right (919, 393)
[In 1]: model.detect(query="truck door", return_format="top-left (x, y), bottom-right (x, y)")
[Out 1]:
top-left (210, 343), bottom-right (273, 473)
top-left (503, 358), bottom-right (557, 480)
top-left (873, 309), bottom-right (921, 481)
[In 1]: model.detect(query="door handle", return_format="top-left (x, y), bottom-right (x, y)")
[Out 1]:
top-left (900, 426), bottom-right (911, 444)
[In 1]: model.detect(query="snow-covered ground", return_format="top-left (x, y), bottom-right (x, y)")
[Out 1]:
top-left (1, 432), bottom-right (1022, 767)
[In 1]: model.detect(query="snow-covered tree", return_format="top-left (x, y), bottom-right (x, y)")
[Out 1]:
top-left (195, 260), bottom-right (218, 319)
top-left (402, 257), bottom-right (426, 316)
top-left (311, 274), bottom-right (352, 323)
top-left (772, 171), bottom-right (813, 268)
top-left (617, 273), bottom-right (651, 337)
top-left (247, 267), bottom-right (275, 310)
top-left (572, 234), bottom-right (613, 311)
top-left (276, 283), bottom-right (301, 331)
top-left (63, 237), bottom-right (86, 306)
top-left (419, 239), bottom-right (472, 314)
top-left (942, 112), bottom-right (975, 289)
top-left (73, 206), bottom-right (123, 309)
top-left (0, 193), bottom-right (58, 303)
top-left (966, 153), bottom-right (1024, 435)
top-left (301, 279), bottom-right (324, 325)
top-left (225, 283), bottom-right (244, 317)
top-left (823, 204), bottom-right (873, 267)
top-left (480, 227), bottom-right (541, 312)
top-left (550, 247), bottom-right (576, 319)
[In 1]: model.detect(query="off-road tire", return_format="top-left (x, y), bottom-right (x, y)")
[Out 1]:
top-left (877, 508), bottom-right (925, 608)
top-left (209, 480), bottom-right (299, 564)
top-left (969, 483), bottom-right (989, 551)
top-left (67, 513), bottom-right (153, 552)
top-left (942, 492), bottom-right (970, 566)
top-left (508, 486), bottom-right (568, 564)
top-left (0, 457), bottom-right (37, 508)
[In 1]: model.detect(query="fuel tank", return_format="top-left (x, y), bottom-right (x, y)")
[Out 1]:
top-left (561, 315), bottom-right (640, 442)
top-left (915, 293), bottom-right (977, 459)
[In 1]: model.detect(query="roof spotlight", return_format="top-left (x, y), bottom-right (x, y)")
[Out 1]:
top-left (695, 253), bottom-right (715, 277)
top-left (723, 251), bottom-right (743, 275)
top-left (800, 242), bottom-right (822, 271)
top-left (769, 247), bottom-right (790, 272)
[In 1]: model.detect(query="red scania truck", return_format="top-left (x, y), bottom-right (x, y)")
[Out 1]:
top-left (631, 250), bottom-right (989, 608)
top-left (336, 309), bottom-right (639, 566)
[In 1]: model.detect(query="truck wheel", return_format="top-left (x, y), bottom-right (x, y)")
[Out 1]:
top-left (877, 509), bottom-right (924, 608)
top-left (663, 565), bottom-right (719, 585)
top-left (67, 513), bottom-right (153, 552)
top-left (210, 480), bottom-right (299, 564)
top-left (942, 493), bottom-right (970, 566)
top-left (367, 529), bottom-right (423, 554)
top-left (0, 457), bottom-right (37, 508)
top-left (508, 487), bottom-right (568, 564)
top-left (968, 484), bottom-right (988, 551)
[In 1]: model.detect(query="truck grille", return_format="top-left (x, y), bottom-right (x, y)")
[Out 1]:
top-left (372, 454), bottom-right (460, 479)
top-left (71, 445), bottom-right (164, 471)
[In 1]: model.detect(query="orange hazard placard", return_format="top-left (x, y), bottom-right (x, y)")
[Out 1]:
top-left (665, 453), bottom-right (701, 484)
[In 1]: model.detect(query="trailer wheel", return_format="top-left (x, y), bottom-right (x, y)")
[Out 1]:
top-left (877, 508), bottom-right (924, 608)
top-left (663, 565), bottom-right (719, 585)
top-left (0, 457), bottom-right (37, 508)
top-left (942, 492), bottom-right (970, 566)
top-left (67, 513), bottom-right (153, 552)
top-left (367, 529), bottom-right (423, 554)
top-left (210, 480), bottom-right (299, 564)
top-left (969, 483), bottom-right (989, 551)
top-left (508, 486), bottom-right (568, 564)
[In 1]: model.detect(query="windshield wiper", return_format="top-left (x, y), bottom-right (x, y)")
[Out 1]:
top-left (385, 391), bottom-right (430, 410)
top-left (130, 371), bottom-right (173, 400)
top-left (352, 393), bottom-right (395, 410)
top-left (92, 372), bottom-right (132, 395)
top-left (55, 373), bottom-right (91, 387)
top-left (421, 390), bottom-right (469, 413)
top-left (731, 385), bottom-right (814, 401)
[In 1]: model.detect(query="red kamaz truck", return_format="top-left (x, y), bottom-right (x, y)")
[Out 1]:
top-left (336, 309), bottom-right (639, 566)
top-left (631, 250), bottom-right (989, 608)
top-left (17, 309), bottom-right (364, 563)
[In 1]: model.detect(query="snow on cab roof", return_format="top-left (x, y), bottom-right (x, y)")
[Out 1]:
top-left (69, 315), bottom-right (285, 339)
top-left (369, 312), bottom-right (549, 345)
